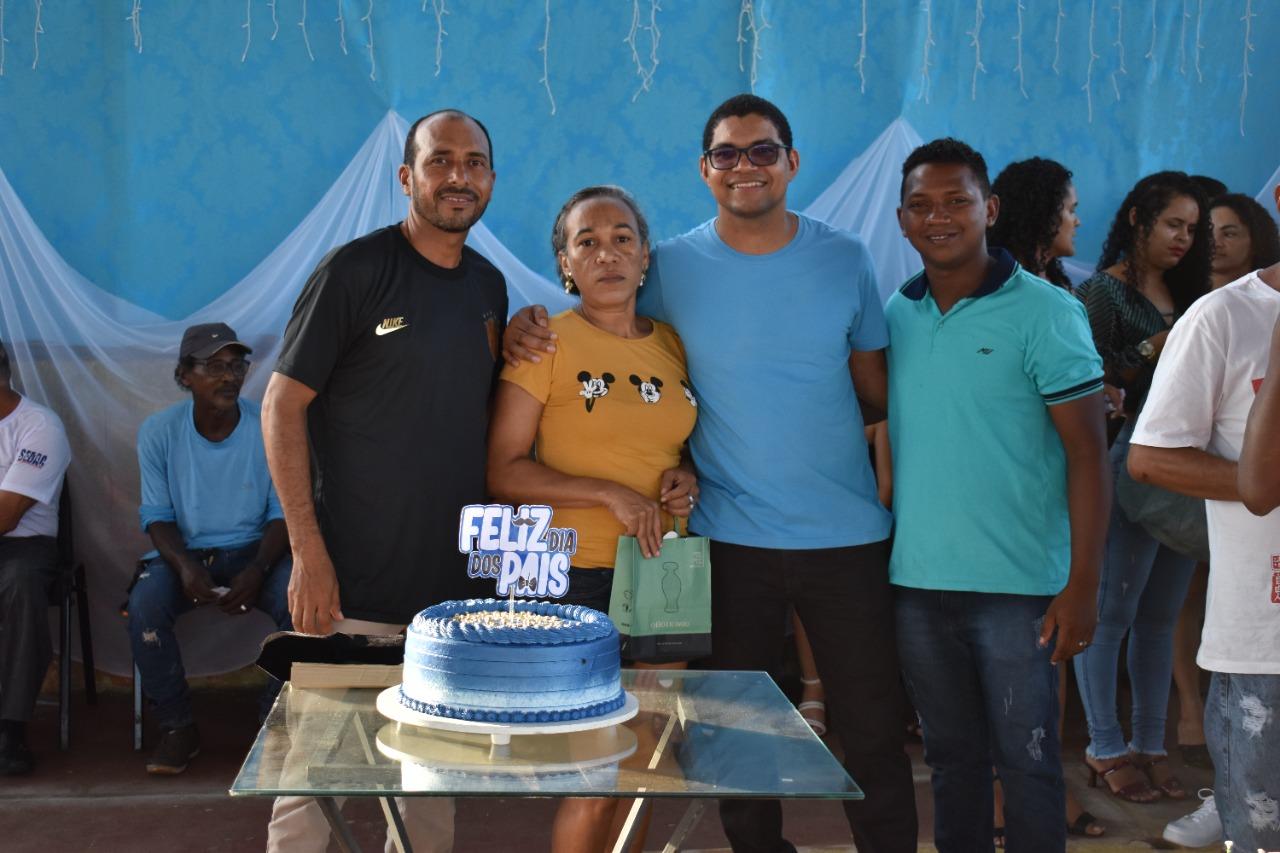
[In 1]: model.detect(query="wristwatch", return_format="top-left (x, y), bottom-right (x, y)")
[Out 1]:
top-left (1137, 339), bottom-right (1157, 362)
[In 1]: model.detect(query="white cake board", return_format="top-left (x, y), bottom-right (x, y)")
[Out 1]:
top-left (376, 686), bottom-right (639, 746)
top-left (376, 720), bottom-right (638, 776)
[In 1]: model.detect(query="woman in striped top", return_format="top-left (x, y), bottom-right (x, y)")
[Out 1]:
top-left (1073, 172), bottom-right (1211, 804)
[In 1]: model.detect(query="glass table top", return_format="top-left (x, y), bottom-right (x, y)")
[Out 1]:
top-left (230, 669), bottom-right (861, 800)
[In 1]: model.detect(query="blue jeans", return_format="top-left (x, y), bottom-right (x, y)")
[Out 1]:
top-left (1206, 671), bottom-right (1280, 850)
top-left (1073, 428), bottom-right (1197, 759)
top-left (896, 587), bottom-right (1065, 853)
top-left (126, 543), bottom-right (292, 728)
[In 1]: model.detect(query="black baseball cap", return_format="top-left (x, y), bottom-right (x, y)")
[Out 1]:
top-left (179, 323), bottom-right (252, 360)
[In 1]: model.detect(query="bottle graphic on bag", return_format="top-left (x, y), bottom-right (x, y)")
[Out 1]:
top-left (661, 563), bottom-right (682, 613)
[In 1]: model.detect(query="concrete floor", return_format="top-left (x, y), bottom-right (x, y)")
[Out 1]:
top-left (0, 674), bottom-right (1219, 852)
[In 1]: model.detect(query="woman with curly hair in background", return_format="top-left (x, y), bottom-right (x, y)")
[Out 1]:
top-left (1073, 171), bottom-right (1212, 804)
top-left (988, 157), bottom-right (1079, 289)
top-left (1209, 193), bottom-right (1280, 289)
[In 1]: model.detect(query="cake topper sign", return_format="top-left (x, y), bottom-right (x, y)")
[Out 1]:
top-left (458, 504), bottom-right (577, 598)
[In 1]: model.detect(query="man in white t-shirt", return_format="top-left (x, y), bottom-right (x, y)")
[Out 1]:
top-left (1128, 183), bottom-right (1280, 851)
top-left (0, 340), bottom-right (72, 775)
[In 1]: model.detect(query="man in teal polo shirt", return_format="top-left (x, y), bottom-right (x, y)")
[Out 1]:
top-left (887, 139), bottom-right (1109, 853)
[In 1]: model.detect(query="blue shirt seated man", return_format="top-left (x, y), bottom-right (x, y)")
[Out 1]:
top-left (0, 339), bottom-right (71, 776)
top-left (127, 323), bottom-right (292, 776)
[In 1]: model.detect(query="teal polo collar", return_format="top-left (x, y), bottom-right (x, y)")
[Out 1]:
top-left (901, 247), bottom-right (1018, 302)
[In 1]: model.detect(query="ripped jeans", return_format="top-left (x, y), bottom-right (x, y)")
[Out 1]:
top-left (1207, 671), bottom-right (1280, 850)
top-left (127, 543), bottom-right (292, 728)
top-left (896, 587), bottom-right (1065, 853)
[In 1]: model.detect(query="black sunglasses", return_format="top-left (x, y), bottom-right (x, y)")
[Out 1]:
top-left (703, 143), bottom-right (791, 171)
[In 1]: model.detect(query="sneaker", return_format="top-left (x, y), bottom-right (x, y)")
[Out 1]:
top-left (1163, 789), bottom-right (1222, 847)
top-left (0, 727), bottom-right (34, 776)
top-left (146, 724), bottom-right (200, 775)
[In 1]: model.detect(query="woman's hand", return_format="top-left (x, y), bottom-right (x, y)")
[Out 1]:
top-left (603, 484), bottom-right (664, 559)
top-left (659, 467), bottom-right (699, 519)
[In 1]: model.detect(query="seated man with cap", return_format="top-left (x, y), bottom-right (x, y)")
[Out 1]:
top-left (127, 323), bottom-right (292, 775)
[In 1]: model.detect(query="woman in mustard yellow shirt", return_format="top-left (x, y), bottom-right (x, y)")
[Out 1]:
top-left (487, 185), bottom-right (697, 853)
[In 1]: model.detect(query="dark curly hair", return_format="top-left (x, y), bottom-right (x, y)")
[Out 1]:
top-left (550, 185), bottom-right (650, 294)
top-left (987, 158), bottom-right (1075, 288)
top-left (1211, 193), bottom-right (1280, 270)
top-left (1097, 171), bottom-right (1211, 315)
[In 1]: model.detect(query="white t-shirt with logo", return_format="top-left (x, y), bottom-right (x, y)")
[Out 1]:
top-left (0, 395), bottom-right (71, 538)
top-left (1132, 271), bottom-right (1280, 674)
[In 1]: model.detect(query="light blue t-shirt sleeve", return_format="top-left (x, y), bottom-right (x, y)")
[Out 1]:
top-left (137, 416), bottom-right (176, 532)
top-left (848, 241), bottom-right (889, 352)
top-left (1026, 293), bottom-right (1105, 405)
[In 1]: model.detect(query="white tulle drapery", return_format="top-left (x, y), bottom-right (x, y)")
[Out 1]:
top-left (5, 108), bottom-right (1277, 676)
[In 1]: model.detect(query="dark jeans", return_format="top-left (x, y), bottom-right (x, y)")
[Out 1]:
top-left (0, 536), bottom-right (58, 722)
top-left (708, 540), bottom-right (917, 853)
top-left (126, 543), bottom-right (292, 728)
top-left (895, 587), bottom-right (1065, 853)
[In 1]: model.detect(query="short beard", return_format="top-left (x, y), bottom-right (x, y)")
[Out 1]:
top-left (411, 187), bottom-right (488, 234)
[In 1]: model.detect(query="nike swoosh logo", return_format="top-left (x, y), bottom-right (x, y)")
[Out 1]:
top-left (375, 324), bottom-right (408, 336)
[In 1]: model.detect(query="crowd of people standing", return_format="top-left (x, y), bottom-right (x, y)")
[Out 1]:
top-left (0, 93), bottom-right (1277, 853)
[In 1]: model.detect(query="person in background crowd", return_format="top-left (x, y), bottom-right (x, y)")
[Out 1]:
top-left (987, 157), bottom-right (1079, 289)
top-left (984, 155), bottom-right (1104, 844)
top-left (1073, 171), bottom-right (1212, 804)
top-left (889, 138), bottom-right (1108, 853)
top-left (0, 340), bottom-right (70, 776)
top-left (262, 109), bottom-right (505, 853)
top-left (1171, 191), bottom-right (1280, 770)
top-left (505, 93), bottom-right (917, 853)
top-left (1129, 181), bottom-right (1280, 852)
top-left (487, 185), bottom-right (697, 853)
top-left (1209, 193), bottom-right (1280, 290)
top-left (127, 323), bottom-right (292, 775)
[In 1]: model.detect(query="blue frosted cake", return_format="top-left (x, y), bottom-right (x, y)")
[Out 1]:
top-left (399, 599), bottom-right (625, 723)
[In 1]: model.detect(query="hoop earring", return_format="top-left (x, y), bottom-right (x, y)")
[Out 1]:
top-left (563, 274), bottom-right (575, 294)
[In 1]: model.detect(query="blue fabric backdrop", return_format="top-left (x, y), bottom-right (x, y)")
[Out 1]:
top-left (0, 1), bottom-right (1276, 318)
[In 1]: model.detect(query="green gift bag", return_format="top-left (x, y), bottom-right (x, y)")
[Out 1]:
top-left (607, 526), bottom-right (712, 662)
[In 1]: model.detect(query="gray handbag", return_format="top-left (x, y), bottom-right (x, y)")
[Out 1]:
top-left (1115, 441), bottom-right (1210, 562)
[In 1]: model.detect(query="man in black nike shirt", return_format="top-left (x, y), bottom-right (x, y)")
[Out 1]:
top-left (262, 109), bottom-right (506, 853)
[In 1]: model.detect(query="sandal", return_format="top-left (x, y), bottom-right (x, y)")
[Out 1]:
top-left (1133, 753), bottom-right (1188, 800)
top-left (1067, 810), bottom-right (1106, 838)
top-left (1084, 756), bottom-right (1162, 803)
top-left (798, 677), bottom-right (826, 737)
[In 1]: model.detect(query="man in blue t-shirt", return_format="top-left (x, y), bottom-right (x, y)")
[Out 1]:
top-left (128, 323), bottom-right (292, 776)
top-left (507, 95), bottom-right (916, 853)
top-left (888, 139), bottom-right (1108, 852)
